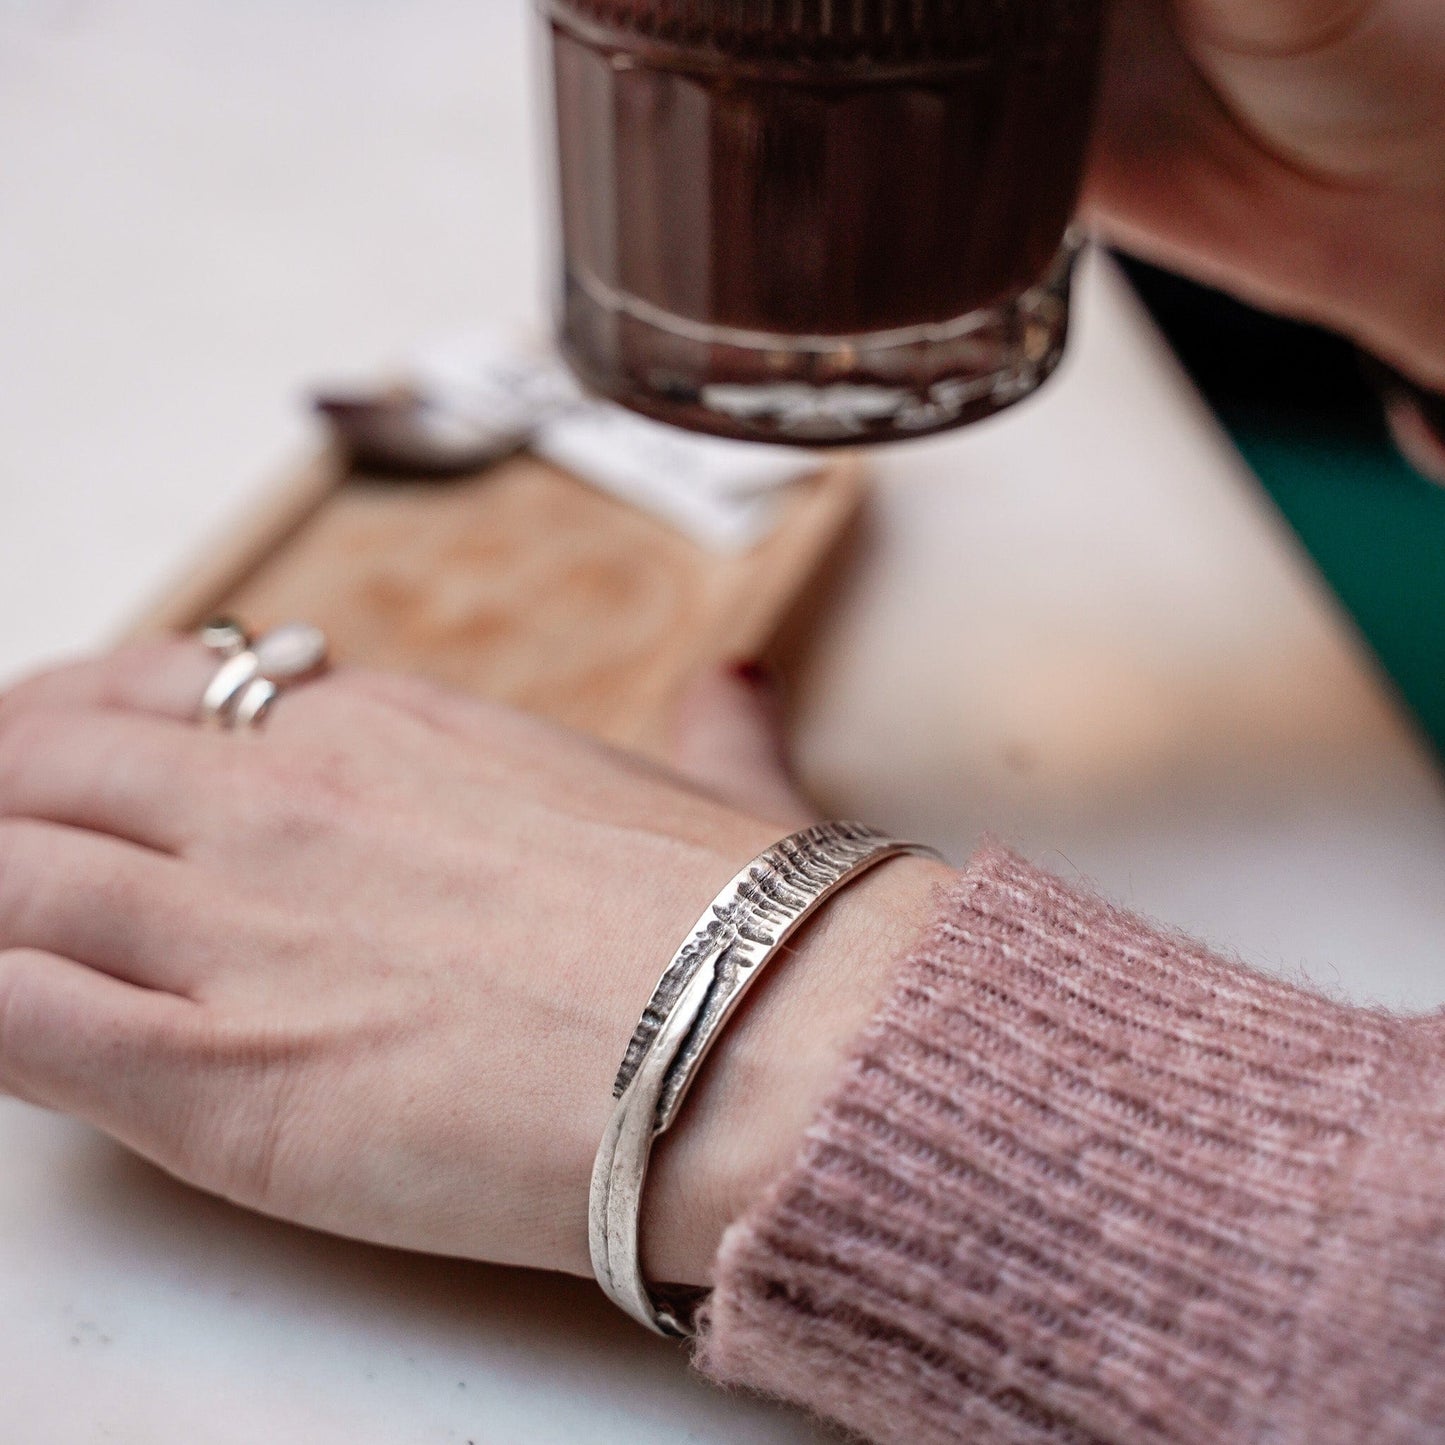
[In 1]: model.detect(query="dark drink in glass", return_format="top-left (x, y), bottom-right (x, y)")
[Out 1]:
top-left (543, 1), bottom-right (1105, 445)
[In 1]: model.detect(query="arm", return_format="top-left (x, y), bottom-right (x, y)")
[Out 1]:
top-left (699, 848), bottom-right (1445, 1444)
top-left (0, 644), bottom-right (1439, 1441)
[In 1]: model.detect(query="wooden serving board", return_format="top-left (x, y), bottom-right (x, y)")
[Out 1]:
top-left (128, 448), bottom-right (862, 761)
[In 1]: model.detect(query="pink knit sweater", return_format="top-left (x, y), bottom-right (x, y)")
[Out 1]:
top-left (697, 847), bottom-right (1445, 1442)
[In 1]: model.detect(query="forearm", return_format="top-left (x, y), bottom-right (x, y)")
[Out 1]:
top-left (696, 847), bottom-right (1445, 1444)
top-left (640, 854), bottom-right (954, 1287)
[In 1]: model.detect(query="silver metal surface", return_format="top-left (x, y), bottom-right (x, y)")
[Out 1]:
top-left (232, 676), bottom-right (279, 730)
top-left (588, 821), bottom-right (941, 1337)
top-left (200, 617), bottom-right (250, 658)
top-left (196, 621), bottom-right (330, 730)
top-left (199, 649), bottom-right (262, 728)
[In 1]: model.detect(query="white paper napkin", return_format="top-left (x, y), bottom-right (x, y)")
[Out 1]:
top-left (405, 331), bottom-right (826, 552)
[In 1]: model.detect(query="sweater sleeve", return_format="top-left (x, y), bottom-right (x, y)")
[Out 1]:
top-left (694, 846), bottom-right (1445, 1444)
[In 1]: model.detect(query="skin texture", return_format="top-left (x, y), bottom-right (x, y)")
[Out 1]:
top-left (0, 0), bottom-right (1441, 1299)
top-left (0, 643), bottom-right (947, 1286)
top-left (1090, 0), bottom-right (1445, 387)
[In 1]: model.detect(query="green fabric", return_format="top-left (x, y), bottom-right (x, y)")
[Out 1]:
top-left (1226, 414), bottom-right (1445, 757)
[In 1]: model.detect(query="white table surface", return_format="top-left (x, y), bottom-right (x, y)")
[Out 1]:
top-left (2, 3), bottom-right (1443, 1441)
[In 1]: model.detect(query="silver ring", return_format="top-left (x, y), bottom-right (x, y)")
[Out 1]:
top-left (200, 650), bottom-right (263, 728)
top-left (200, 617), bottom-right (251, 659)
top-left (197, 621), bottom-right (330, 731)
top-left (232, 677), bottom-right (279, 731)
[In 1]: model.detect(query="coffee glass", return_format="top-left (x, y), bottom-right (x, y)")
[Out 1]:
top-left (541, 1), bottom-right (1105, 445)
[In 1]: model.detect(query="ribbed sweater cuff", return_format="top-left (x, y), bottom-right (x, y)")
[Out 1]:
top-left (695, 846), bottom-right (1445, 1444)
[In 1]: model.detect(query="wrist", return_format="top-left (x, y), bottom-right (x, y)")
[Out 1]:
top-left (640, 852), bottom-right (953, 1286)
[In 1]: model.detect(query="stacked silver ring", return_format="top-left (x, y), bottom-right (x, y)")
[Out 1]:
top-left (199, 619), bottom-right (330, 730)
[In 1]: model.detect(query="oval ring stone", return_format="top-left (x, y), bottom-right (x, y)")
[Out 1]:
top-left (253, 622), bottom-right (329, 683)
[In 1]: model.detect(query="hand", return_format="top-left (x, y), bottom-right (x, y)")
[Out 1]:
top-left (1089, 0), bottom-right (1445, 386)
top-left (0, 644), bottom-right (947, 1287)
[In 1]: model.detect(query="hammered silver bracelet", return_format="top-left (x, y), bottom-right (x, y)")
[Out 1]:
top-left (588, 821), bottom-right (941, 1337)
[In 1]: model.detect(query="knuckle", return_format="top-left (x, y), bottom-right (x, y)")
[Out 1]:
top-left (305, 744), bottom-right (369, 810)
top-left (259, 744), bottom-right (370, 833)
top-left (347, 667), bottom-right (468, 731)
top-left (0, 821), bottom-right (40, 916)
top-left (0, 655), bottom-right (94, 724)
top-left (0, 818), bottom-right (137, 940)
top-left (0, 822), bottom-right (80, 947)
top-left (92, 855), bottom-right (145, 916)
top-left (241, 764), bottom-right (343, 848)
top-left (0, 670), bottom-right (60, 724)
top-left (0, 708), bottom-right (93, 808)
top-left (0, 706), bottom-right (56, 777)
top-left (337, 666), bottom-right (409, 704)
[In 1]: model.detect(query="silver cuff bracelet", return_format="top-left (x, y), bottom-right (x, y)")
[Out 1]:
top-left (587, 820), bottom-right (941, 1338)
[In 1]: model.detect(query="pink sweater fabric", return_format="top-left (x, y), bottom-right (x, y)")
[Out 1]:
top-left (696, 847), bottom-right (1445, 1442)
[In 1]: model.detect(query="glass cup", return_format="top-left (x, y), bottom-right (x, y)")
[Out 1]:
top-left (541, 1), bottom-right (1105, 445)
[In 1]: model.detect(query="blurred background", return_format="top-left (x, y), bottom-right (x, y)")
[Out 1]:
top-left (5, 2), bottom-right (1443, 751)
top-left (2, 0), bottom-right (547, 660)
top-left (1123, 259), bottom-right (1445, 758)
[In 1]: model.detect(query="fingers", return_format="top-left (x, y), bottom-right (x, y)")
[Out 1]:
top-left (0, 639), bottom-right (218, 725)
top-left (667, 662), bottom-right (816, 829)
top-left (1180, 0), bottom-right (1374, 56)
top-left (0, 637), bottom-right (354, 743)
top-left (0, 945), bottom-right (200, 1146)
top-left (0, 704), bottom-right (226, 852)
top-left (1167, 0), bottom-right (1438, 184)
top-left (0, 820), bottom-right (207, 993)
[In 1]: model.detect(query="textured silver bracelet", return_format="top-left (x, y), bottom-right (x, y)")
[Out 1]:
top-left (588, 821), bottom-right (941, 1338)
